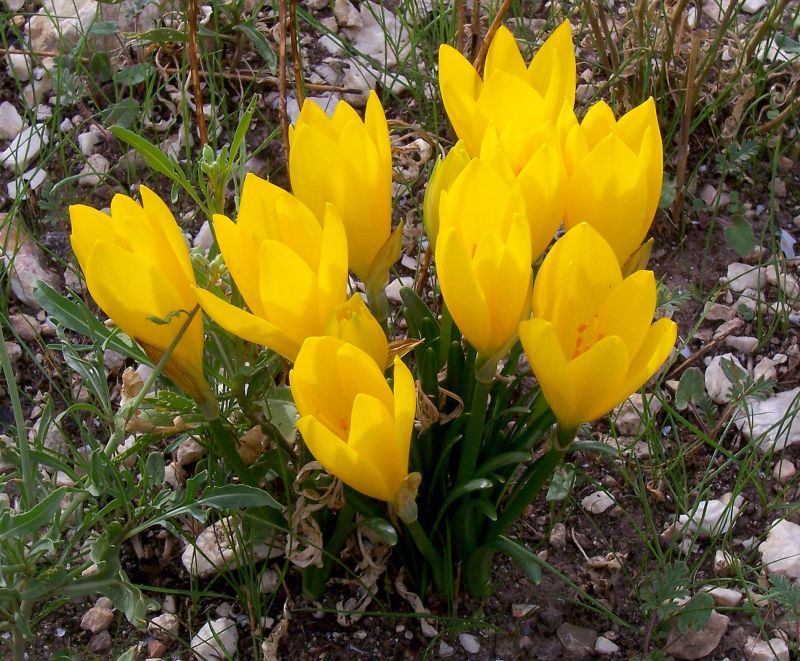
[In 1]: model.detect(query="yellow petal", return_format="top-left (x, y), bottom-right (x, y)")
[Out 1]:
top-left (196, 287), bottom-right (300, 361)
top-left (69, 204), bottom-right (113, 267)
top-left (477, 71), bottom-right (547, 137)
top-left (484, 26), bottom-right (527, 80)
top-left (365, 91), bottom-right (392, 175)
top-left (526, 19), bottom-right (576, 120)
top-left (423, 141), bottom-right (470, 249)
top-left (438, 44), bottom-right (484, 155)
top-left (298, 415), bottom-right (390, 501)
top-left (392, 356), bottom-right (416, 483)
top-left (139, 185), bottom-right (194, 284)
top-left (334, 340), bottom-right (394, 413)
top-left (347, 392), bottom-right (400, 501)
top-left (565, 335), bottom-right (630, 424)
top-left (436, 227), bottom-right (490, 354)
top-left (622, 317), bottom-right (677, 396)
top-left (328, 295), bottom-right (389, 369)
top-left (519, 318), bottom-right (575, 425)
top-left (516, 142), bottom-right (566, 259)
top-left (580, 100), bottom-right (617, 149)
top-left (595, 270), bottom-right (657, 358)
top-left (564, 134), bottom-right (650, 263)
top-left (617, 98), bottom-right (662, 220)
top-left (212, 213), bottom-right (263, 317)
top-left (316, 204), bottom-right (349, 316)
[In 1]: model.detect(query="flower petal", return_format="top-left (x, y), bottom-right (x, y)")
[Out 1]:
top-left (622, 317), bottom-right (677, 396)
top-left (484, 25), bottom-right (527, 80)
top-left (439, 44), bottom-right (484, 155)
top-left (526, 19), bottom-right (576, 120)
top-left (565, 335), bottom-right (630, 424)
top-left (595, 270), bottom-right (657, 358)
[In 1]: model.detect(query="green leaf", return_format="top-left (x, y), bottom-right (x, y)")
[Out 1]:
top-left (144, 451), bottom-right (165, 486)
top-left (0, 487), bottom-right (68, 540)
top-left (360, 517), bottom-right (398, 545)
top-left (676, 592), bottom-right (714, 634)
top-left (442, 478), bottom-right (492, 510)
top-left (193, 484), bottom-right (282, 511)
top-left (675, 367), bottom-right (708, 411)
top-left (235, 22), bottom-right (278, 70)
top-left (110, 125), bottom-right (183, 182)
top-left (724, 216), bottom-right (755, 258)
top-left (659, 179), bottom-right (676, 209)
top-left (264, 386), bottom-right (298, 441)
top-left (101, 98), bottom-right (139, 129)
top-left (88, 20), bottom-right (118, 35)
top-left (546, 463), bottom-right (575, 502)
top-left (495, 535), bottom-right (542, 584)
top-left (33, 281), bottom-right (147, 362)
top-left (131, 27), bottom-right (187, 44)
top-left (113, 62), bottom-right (153, 86)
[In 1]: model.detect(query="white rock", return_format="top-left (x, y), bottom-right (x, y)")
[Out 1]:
top-left (613, 393), bottom-right (662, 436)
top-left (754, 357), bottom-right (778, 382)
top-left (759, 520), bottom-right (800, 578)
top-left (704, 302), bottom-right (736, 322)
top-left (726, 263), bottom-right (766, 292)
top-left (181, 516), bottom-right (284, 578)
top-left (259, 569), bottom-right (280, 593)
top-left (0, 124), bottom-right (49, 171)
top-left (458, 633), bottom-right (480, 655)
top-left (77, 129), bottom-right (103, 156)
top-left (733, 388), bottom-right (800, 452)
top-left (7, 167), bottom-right (47, 200)
top-left (9, 312), bottom-right (42, 341)
top-left (6, 53), bottom-right (31, 81)
top-left (77, 153), bottom-right (109, 186)
top-left (191, 617), bottom-right (238, 661)
top-left (176, 437), bottom-right (206, 465)
top-left (80, 606), bottom-right (114, 633)
top-left (22, 74), bottom-right (52, 109)
top-left (705, 354), bottom-right (746, 404)
top-left (333, 0), bottom-right (362, 27)
top-left (677, 493), bottom-right (744, 538)
top-left (0, 102), bottom-right (23, 140)
top-left (148, 613), bottom-right (180, 641)
top-left (595, 636), bottom-right (620, 655)
top-left (438, 640), bottom-right (455, 657)
top-left (665, 610), bottom-right (729, 659)
top-left (725, 336), bottom-right (758, 354)
top-left (0, 217), bottom-right (61, 309)
top-left (714, 549), bottom-right (735, 576)
top-left (713, 317), bottom-right (744, 339)
top-left (385, 276), bottom-right (414, 302)
top-left (772, 459), bottom-right (796, 484)
top-left (701, 586), bottom-right (743, 607)
top-left (193, 220), bottom-right (213, 252)
top-left (741, 0), bottom-right (768, 13)
top-left (581, 491), bottom-right (616, 514)
top-left (744, 636), bottom-right (789, 661)
top-left (4, 341), bottom-right (22, 365)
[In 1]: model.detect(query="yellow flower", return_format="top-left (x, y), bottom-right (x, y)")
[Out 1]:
top-left (563, 98), bottom-right (663, 265)
top-left (69, 187), bottom-right (214, 411)
top-left (423, 140), bottom-right (470, 251)
top-left (290, 336), bottom-right (416, 503)
top-left (435, 159), bottom-right (532, 361)
top-left (289, 92), bottom-right (394, 285)
top-left (438, 21), bottom-right (575, 157)
top-left (424, 129), bottom-right (565, 260)
top-left (519, 223), bottom-right (676, 430)
top-left (196, 174), bottom-right (387, 366)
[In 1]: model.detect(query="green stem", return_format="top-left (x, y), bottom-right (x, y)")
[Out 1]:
top-left (455, 377), bottom-right (493, 485)
top-left (302, 504), bottom-right (356, 600)
top-left (404, 519), bottom-right (443, 591)
top-left (0, 328), bottom-right (34, 510)
top-left (11, 599), bottom-right (33, 661)
top-left (366, 282), bottom-right (390, 332)
top-left (483, 448), bottom-right (565, 546)
top-left (206, 417), bottom-right (257, 486)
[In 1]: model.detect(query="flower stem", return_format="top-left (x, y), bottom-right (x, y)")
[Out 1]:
top-left (404, 519), bottom-right (443, 591)
top-left (455, 376), bottom-right (493, 485)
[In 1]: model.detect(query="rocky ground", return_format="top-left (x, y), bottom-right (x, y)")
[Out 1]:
top-left (1, 0), bottom-right (799, 659)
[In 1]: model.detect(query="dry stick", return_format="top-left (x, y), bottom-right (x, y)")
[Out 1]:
top-left (472, 0), bottom-right (514, 73)
top-left (469, 0), bottom-right (481, 61)
top-left (671, 29), bottom-right (701, 238)
top-left (582, 0), bottom-right (615, 74)
top-left (760, 90), bottom-right (800, 134)
top-left (277, 0), bottom-right (290, 160)
top-left (289, 0), bottom-right (305, 108)
top-left (664, 0), bottom-right (690, 65)
top-left (186, 0), bottom-right (207, 146)
top-left (415, 245), bottom-right (433, 296)
top-left (455, 0), bottom-right (465, 53)
top-left (743, 0), bottom-right (792, 64)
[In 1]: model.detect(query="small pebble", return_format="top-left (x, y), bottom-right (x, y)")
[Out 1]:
top-left (773, 459), bottom-right (796, 484)
top-left (459, 633), bottom-right (480, 654)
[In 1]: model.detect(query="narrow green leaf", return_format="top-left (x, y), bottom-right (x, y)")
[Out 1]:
top-left (0, 487), bottom-right (68, 540)
top-left (495, 535), bottom-right (542, 584)
top-left (235, 22), bottom-right (278, 70)
top-left (360, 517), bottom-right (398, 545)
top-left (110, 125), bottom-right (181, 181)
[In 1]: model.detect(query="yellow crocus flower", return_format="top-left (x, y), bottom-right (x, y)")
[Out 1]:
top-left (288, 92), bottom-right (394, 286)
top-left (519, 223), bottom-right (676, 431)
top-left (563, 98), bottom-right (663, 266)
top-left (69, 187), bottom-right (214, 411)
top-left (423, 140), bottom-right (470, 251)
top-left (196, 174), bottom-right (387, 367)
top-left (438, 21), bottom-right (575, 157)
top-left (290, 336), bottom-right (415, 504)
top-left (435, 159), bottom-right (532, 362)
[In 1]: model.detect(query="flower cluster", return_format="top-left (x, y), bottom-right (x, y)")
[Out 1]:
top-left (67, 21), bottom-right (678, 599)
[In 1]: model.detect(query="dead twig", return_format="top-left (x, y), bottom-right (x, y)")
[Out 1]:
top-left (415, 245), bottom-right (433, 296)
top-left (455, 0), bottom-right (465, 53)
top-left (185, 0), bottom-right (207, 146)
top-left (471, 0), bottom-right (514, 73)
top-left (671, 29), bottom-right (701, 236)
top-left (289, 0), bottom-right (305, 109)
top-left (469, 0), bottom-right (481, 61)
top-left (277, 0), bottom-right (290, 161)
